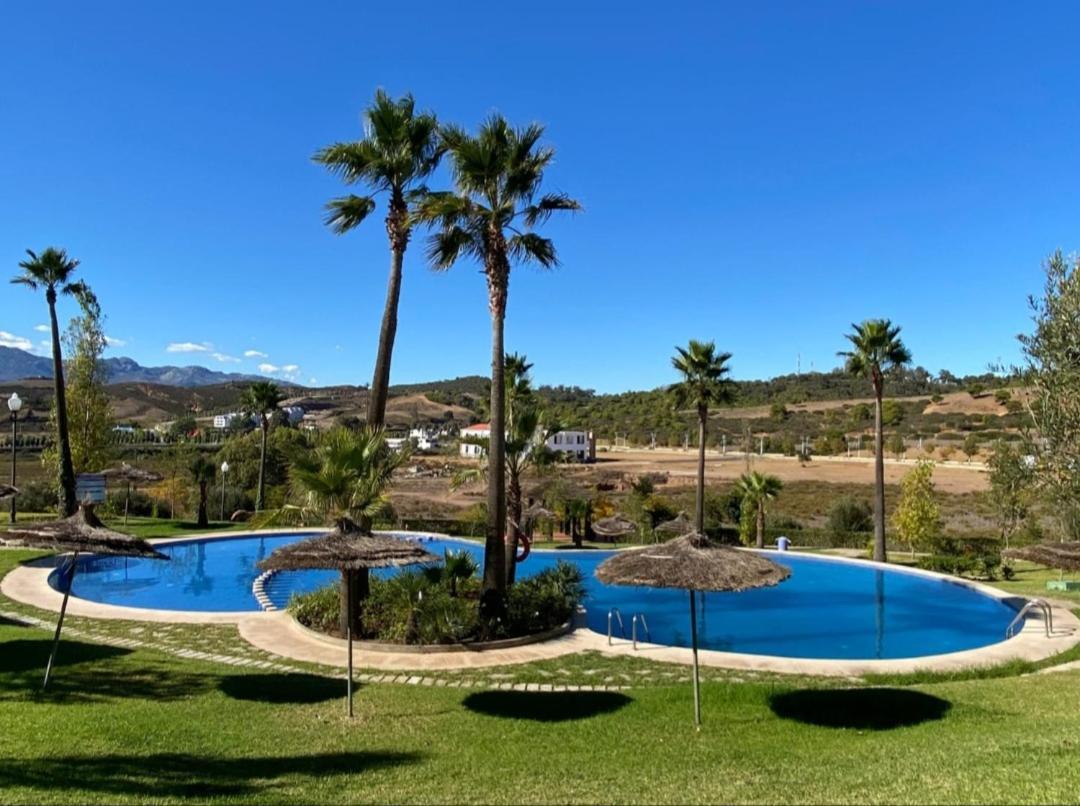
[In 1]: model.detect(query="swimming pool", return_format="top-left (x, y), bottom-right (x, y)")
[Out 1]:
top-left (54, 533), bottom-right (1018, 660)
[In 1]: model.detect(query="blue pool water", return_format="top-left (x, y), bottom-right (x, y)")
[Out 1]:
top-left (56, 533), bottom-right (1018, 660)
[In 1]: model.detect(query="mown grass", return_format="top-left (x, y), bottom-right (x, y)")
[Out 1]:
top-left (5, 619), bottom-right (1080, 804)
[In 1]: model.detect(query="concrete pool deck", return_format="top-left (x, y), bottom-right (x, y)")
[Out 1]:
top-left (3, 531), bottom-right (1080, 677)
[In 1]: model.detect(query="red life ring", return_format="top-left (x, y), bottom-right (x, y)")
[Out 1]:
top-left (516, 532), bottom-right (532, 563)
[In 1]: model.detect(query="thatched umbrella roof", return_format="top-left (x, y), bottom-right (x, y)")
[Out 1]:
top-left (100, 463), bottom-right (163, 484)
top-left (0, 484), bottom-right (17, 500)
top-left (1005, 544), bottom-right (1080, 572)
top-left (0, 503), bottom-right (168, 560)
top-left (596, 532), bottom-right (790, 592)
top-left (654, 511), bottom-right (694, 537)
top-left (591, 515), bottom-right (637, 538)
top-left (596, 532), bottom-right (791, 727)
top-left (522, 503), bottom-right (555, 522)
top-left (258, 527), bottom-right (438, 573)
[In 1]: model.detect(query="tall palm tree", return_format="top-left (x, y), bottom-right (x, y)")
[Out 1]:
top-left (241, 381), bottom-right (284, 511)
top-left (11, 248), bottom-right (92, 515)
top-left (839, 319), bottom-right (912, 562)
top-left (189, 455), bottom-right (216, 528)
top-left (417, 116), bottom-right (580, 620)
top-left (669, 341), bottom-right (735, 534)
top-left (735, 471), bottom-right (783, 548)
top-left (314, 91), bottom-right (441, 429)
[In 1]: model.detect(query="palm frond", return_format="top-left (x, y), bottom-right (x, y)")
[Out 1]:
top-left (522, 193), bottom-right (583, 227)
top-left (508, 233), bottom-right (558, 268)
top-left (324, 195), bottom-right (377, 234)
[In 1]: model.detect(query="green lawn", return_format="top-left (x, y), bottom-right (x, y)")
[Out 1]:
top-left (5, 536), bottom-right (1080, 803)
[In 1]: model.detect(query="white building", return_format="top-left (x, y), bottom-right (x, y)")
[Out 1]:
top-left (459, 423), bottom-right (595, 462)
top-left (213, 412), bottom-right (241, 429)
top-left (282, 406), bottom-right (305, 424)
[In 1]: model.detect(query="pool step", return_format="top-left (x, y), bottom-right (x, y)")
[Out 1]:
top-left (251, 570), bottom-right (278, 611)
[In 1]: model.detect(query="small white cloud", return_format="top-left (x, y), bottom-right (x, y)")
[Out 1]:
top-left (211, 352), bottom-right (240, 364)
top-left (34, 324), bottom-right (49, 333)
top-left (259, 362), bottom-right (302, 381)
top-left (244, 349), bottom-right (268, 358)
top-left (0, 331), bottom-right (33, 351)
top-left (282, 364), bottom-right (299, 373)
top-left (38, 340), bottom-right (51, 351)
top-left (166, 341), bottom-right (211, 353)
top-left (308, 377), bottom-right (318, 385)
top-left (258, 362), bottom-right (279, 373)
top-left (104, 336), bottom-right (127, 348)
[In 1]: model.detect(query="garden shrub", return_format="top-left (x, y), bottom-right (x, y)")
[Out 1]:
top-left (13, 480), bottom-right (59, 514)
top-left (828, 496), bottom-right (873, 535)
top-left (917, 535), bottom-right (1002, 579)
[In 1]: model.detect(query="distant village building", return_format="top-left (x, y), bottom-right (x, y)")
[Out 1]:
top-left (282, 406), bottom-right (305, 424)
top-left (213, 412), bottom-right (241, 429)
top-left (459, 423), bottom-right (595, 462)
top-left (409, 427), bottom-right (440, 451)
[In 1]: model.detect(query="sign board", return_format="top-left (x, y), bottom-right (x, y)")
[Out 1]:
top-left (75, 473), bottom-right (107, 504)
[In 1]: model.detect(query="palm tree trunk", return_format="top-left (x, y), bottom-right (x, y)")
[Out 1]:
top-left (756, 503), bottom-right (765, 549)
top-left (481, 271), bottom-right (508, 623)
top-left (367, 211), bottom-right (407, 429)
top-left (506, 470), bottom-right (522, 585)
top-left (197, 481), bottom-right (208, 528)
top-left (256, 419), bottom-right (268, 511)
top-left (696, 406), bottom-right (706, 533)
top-left (873, 382), bottom-right (887, 562)
top-left (48, 292), bottom-right (77, 516)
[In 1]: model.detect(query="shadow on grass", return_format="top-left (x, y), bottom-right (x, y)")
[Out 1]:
top-left (0, 639), bottom-right (219, 703)
top-left (768, 687), bottom-right (951, 730)
top-left (0, 752), bottom-right (421, 798)
top-left (462, 690), bottom-right (632, 722)
top-left (219, 673), bottom-right (344, 704)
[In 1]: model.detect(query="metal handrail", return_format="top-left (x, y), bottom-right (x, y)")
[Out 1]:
top-left (607, 608), bottom-right (625, 645)
top-left (632, 613), bottom-right (650, 650)
top-left (1006, 598), bottom-right (1054, 639)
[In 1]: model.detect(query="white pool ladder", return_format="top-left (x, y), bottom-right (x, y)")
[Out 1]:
top-left (1006, 598), bottom-right (1053, 639)
top-left (607, 608), bottom-right (625, 645)
top-left (631, 613), bottom-right (650, 649)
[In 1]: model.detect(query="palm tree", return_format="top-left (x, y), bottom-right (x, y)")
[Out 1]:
top-left (735, 471), bottom-right (783, 548)
top-left (839, 319), bottom-right (912, 562)
top-left (314, 91), bottom-right (441, 429)
top-left (270, 426), bottom-right (407, 635)
top-left (417, 116), bottom-right (580, 619)
top-left (11, 248), bottom-right (93, 515)
top-left (669, 341), bottom-right (735, 534)
top-left (189, 456), bottom-right (216, 528)
top-left (241, 381), bottom-right (284, 511)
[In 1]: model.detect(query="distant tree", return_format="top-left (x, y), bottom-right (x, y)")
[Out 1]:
top-left (967, 382), bottom-right (986, 398)
top-left (986, 441), bottom-right (1035, 549)
top-left (887, 433), bottom-right (906, 459)
top-left (241, 381), bottom-right (285, 510)
top-left (735, 471), bottom-right (783, 548)
top-left (44, 289), bottom-right (112, 476)
top-left (993, 389), bottom-right (1012, 405)
top-left (891, 460), bottom-right (940, 556)
top-left (670, 340), bottom-right (735, 533)
top-left (961, 434), bottom-right (980, 463)
top-left (418, 116), bottom-right (580, 623)
top-left (189, 455), bottom-right (216, 528)
top-left (11, 247), bottom-right (93, 515)
top-left (314, 91), bottom-right (441, 430)
top-left (839, 319), bottom-right (912, 562)
top-left (168, 415), bottom-right (197, 441)
top-left (769, 402), bottom-right (788, 422)
top-left (827, 496), bottom-right (873, 536)
top-left (881, 399), bottom-right (904, 426)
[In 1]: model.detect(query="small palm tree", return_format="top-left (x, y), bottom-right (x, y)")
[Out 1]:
top-left (270, 426), bottom-right (407, 636)
top-left (11, 248), bottom-right (93, 515)
top-left (314, 91), bottom-right (441, 429)
top-left (189, 456), bottom-right (217, 528)
top-left (839, 319), bottom-right (912, 562)
top-left (417, 116), bottom-right (580, 619)
top-left (241, 381), bottom-right (284, 511)
top-left (428, 549), bottom-right (479, 597)
top-left (669, 341), bottom-right (735, 534)
top-left (735, 471), bottom-right (783, 548)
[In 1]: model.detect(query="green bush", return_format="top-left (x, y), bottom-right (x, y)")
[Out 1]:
top-left (828, 496), bottom-right (873, 536)
top-left (288, 582), bottom-right (340, 635)
top-left (505, 561), bottom-right (585, 637)
top-left (917, 535), bottom-right (1002, 579)
top-left (12, 480), bottom-right (59, 514)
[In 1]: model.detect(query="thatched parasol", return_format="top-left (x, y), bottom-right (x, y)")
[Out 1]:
top-left (522, 502), bottom-right (555, 523)
top-left (654, 511), bottom-right (694, 537)
top-left (591, 515), bottom-right (637, 540)
top-left (596, 533), bottom-right (790, 726)
top-left (0, 503), bottom-right (168, 689)
top-left (1005, 544), bottom-right (1080, 573)
top-left (258, 524), bottom-right (437, 716)
top-left (100, 463), bottom-right (164, 525)
top-left (0, 484), bottom-right (18, 500)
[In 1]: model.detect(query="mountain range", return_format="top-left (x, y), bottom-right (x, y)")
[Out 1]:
top-left (0, 346), bottom-right (272, 387)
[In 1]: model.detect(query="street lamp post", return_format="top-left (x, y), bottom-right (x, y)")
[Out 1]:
top-left (220, 460), bottom-right (229, 522)
top-left (8, 393), bottom-right (22, 523)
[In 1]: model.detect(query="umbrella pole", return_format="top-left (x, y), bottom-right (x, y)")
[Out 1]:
top-left (43, 552), bottom-right (79, 691)
top-left (346, 570), bottom-right (354, 718)
top-left (124, 482), bottom-right (130, 526)
top-left (689, 589), bottom-right (701, 728)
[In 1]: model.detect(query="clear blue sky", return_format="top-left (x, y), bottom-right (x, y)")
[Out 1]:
top-left (3, 1), bottom-right (1079, 392)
